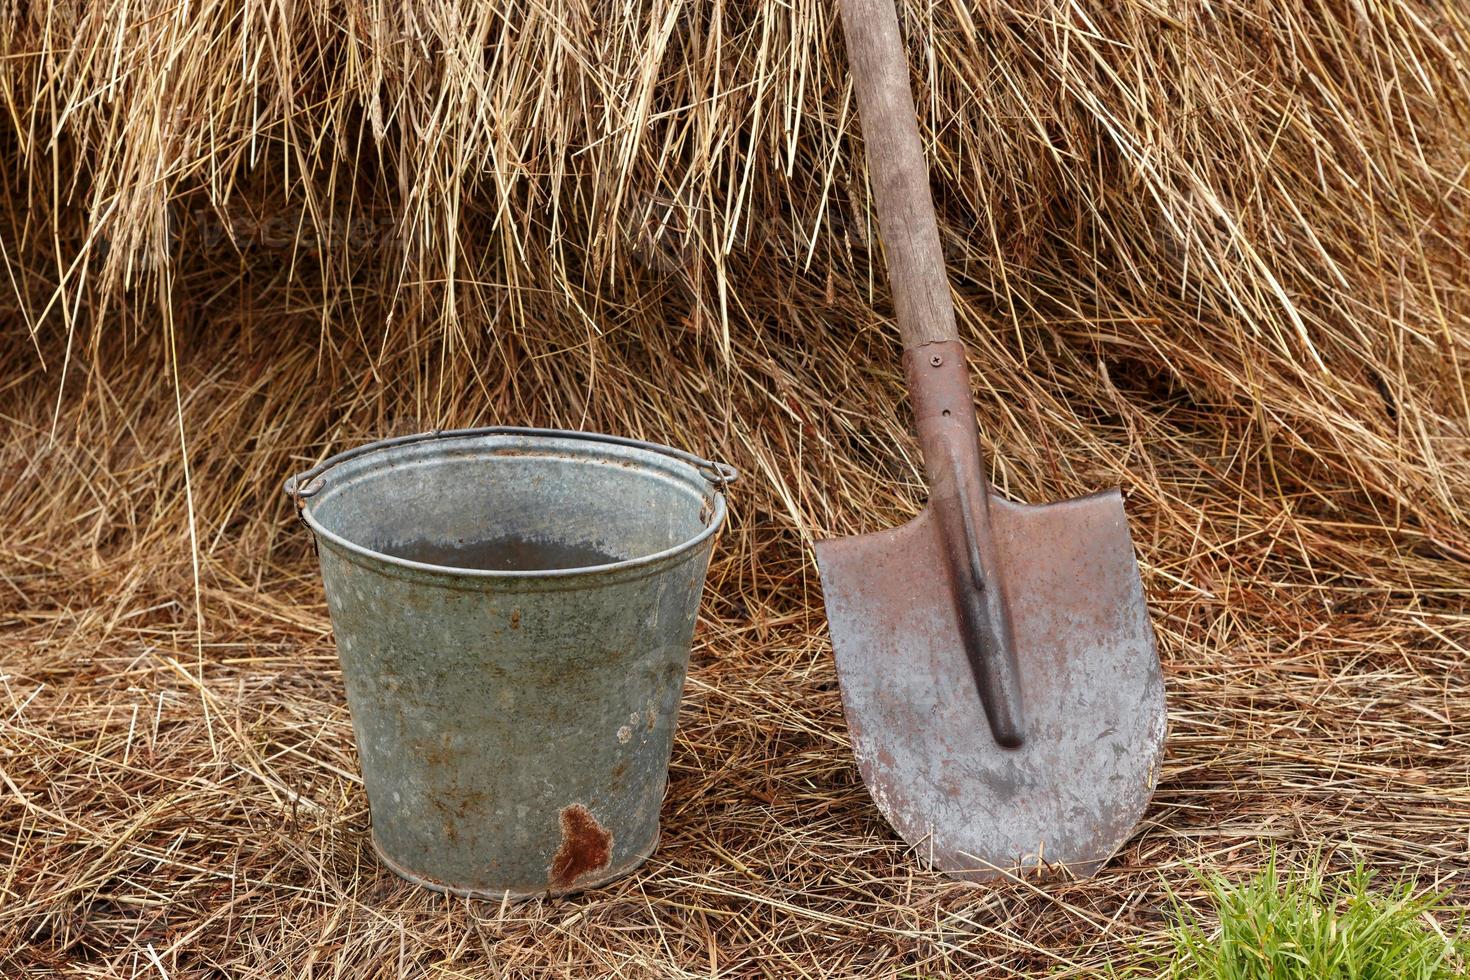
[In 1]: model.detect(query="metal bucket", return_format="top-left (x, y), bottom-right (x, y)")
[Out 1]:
top-left (284, 427), bottom-right (733, 900)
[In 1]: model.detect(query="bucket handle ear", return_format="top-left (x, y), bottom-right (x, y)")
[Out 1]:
top-left (697, 458), bottom-right (740, 489)
top-left (283, 426), bottom-right (738, 510)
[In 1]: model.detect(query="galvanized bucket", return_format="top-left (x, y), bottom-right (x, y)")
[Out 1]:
top-left (283, 427), bottom-right (734, 900)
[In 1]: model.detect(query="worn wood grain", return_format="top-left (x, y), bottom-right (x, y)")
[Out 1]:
top-left (838, 0), bottom-right (959, 350)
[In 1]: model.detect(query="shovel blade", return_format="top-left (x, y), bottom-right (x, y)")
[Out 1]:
top-left (815, 489), bottom-right (1166, 881)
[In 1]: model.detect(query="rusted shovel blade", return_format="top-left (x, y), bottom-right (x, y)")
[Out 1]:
top-left (815, 489), bottom-right (1166, 881)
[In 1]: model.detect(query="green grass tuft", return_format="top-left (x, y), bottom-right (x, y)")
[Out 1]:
top-left (1136, 855), bottom-right (1467, 979)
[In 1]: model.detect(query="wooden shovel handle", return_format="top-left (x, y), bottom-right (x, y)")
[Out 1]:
top-left (838, 0), bottom-right (958, 351)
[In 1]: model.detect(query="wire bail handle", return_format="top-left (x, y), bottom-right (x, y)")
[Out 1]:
top-left (283, 426), bottom-right (738, 511)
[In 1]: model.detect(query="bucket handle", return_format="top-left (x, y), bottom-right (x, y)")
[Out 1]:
top-left (283, 426), bottom-right (738, 507)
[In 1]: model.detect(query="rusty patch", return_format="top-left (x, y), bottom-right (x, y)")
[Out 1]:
top-left (548, 804), bottom-right (612, 890)
top-left (509, 608), bottom-right (521, 629)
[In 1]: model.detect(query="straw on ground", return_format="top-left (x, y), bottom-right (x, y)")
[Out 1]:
top-left (1, 0), bottom-right (1467, 975)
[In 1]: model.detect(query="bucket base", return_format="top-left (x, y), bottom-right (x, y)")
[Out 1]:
top-left (370, 828), bottom-right (661, 902)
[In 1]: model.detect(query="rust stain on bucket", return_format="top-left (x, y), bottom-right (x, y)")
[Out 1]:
top-left (549, 805), bottom-right (613, 890)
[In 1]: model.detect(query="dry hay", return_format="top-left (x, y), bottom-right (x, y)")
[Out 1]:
top-left (1, 0), bottom-right (1468, 975)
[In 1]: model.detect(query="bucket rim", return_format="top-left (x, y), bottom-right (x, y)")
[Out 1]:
top-left (285, 426), bottom-right (731, 580)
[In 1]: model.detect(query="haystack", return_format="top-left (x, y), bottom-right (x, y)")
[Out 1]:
top-left (1, 0), bottom-right (1467, 974)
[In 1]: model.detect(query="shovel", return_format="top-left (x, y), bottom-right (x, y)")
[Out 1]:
top-left (814, 0), bottom-right (1168, 882)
